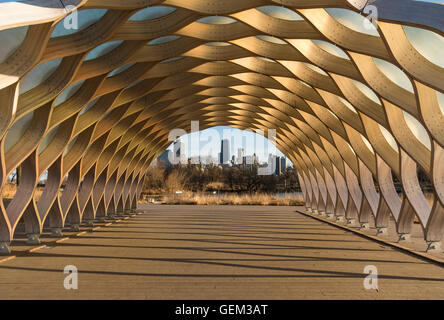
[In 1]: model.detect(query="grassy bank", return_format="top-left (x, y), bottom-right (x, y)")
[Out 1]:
top-left (141, 192), bottom-right (305, 206)
top-left (2, 183), bottom-right (45, 200)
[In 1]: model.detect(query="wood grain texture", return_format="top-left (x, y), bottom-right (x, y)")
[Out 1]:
top-left (1, 206), bottom-right (443, 299)
top-left (0, 0), bottom-right (442, 251)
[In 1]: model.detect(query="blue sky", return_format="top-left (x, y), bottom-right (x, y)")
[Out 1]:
top-left (166, 126), bottom-right (292, 165)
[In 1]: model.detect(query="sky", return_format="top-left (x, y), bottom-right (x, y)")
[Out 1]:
top-left (165, 126), bottom-right (293, 165)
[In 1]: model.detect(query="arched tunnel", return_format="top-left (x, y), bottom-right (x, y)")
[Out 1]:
top-left (0, 0), bottom-right (443, 255)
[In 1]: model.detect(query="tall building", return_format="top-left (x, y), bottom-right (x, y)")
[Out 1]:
top-left (268, 154), bottom-right (283, 175)
top-left (281, 157), bottom-right (287, 173)
top-left (173, 140), bottom-right (186, 164)
top-left (253, 153), bottom-right (258, 166)
top-left (157, 150), bottom-right (173, 167)
top-left (220, 139), bottom-right (230, 165)
top-left (275, 156), bottom-right (281, 176)
top-left (237, 148), bottom-right (245, 164)
top-left (268, 154), bottom-right (276, 174)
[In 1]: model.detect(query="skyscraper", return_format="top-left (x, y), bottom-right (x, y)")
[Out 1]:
top-left (237, 148), bottom-right (245, 165)
top-left (245, 155), bottom-right (253, 167)
top-left (268, 154), bottom-right (276, 174)
top-left (173, 140), bottom-right (186, 164)
top-left (268, 154), bottom-right (283, 175)
top-left (281, 157), bottom-right (287, 173)
top-left (157, 150), bottom-right (173, 167)
top-left (220, 139), bottom-right (230, 165)
top-left (275, 156), bottom-right (281, 176)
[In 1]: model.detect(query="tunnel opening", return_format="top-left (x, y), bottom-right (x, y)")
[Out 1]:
top-left (141, 126), bottom-right (303, 206)
top-left (0, 0), bottom-right (442, 255)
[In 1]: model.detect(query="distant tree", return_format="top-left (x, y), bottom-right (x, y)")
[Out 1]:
top-left (144, 166), bottom-right (165, 193)
top-left (143, 162), bottom-right (302, 194)
top-left (165, 169), bottom-right (187, 193)
top-left (262, 175), bottom-right (279, 193)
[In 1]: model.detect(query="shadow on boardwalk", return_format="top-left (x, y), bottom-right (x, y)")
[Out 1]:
top-left (0, 205), bottom-right (443, 299)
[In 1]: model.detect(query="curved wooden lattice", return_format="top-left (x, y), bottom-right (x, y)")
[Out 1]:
top-left (0, 0), bottom-right (443, 253)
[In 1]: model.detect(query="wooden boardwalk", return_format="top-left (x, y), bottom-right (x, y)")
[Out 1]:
top-left (0, 205), bottom-right (443, 300)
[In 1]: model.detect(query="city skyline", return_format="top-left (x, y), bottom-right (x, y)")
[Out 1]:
top-left (165, 126), bottom-right (293, 166)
